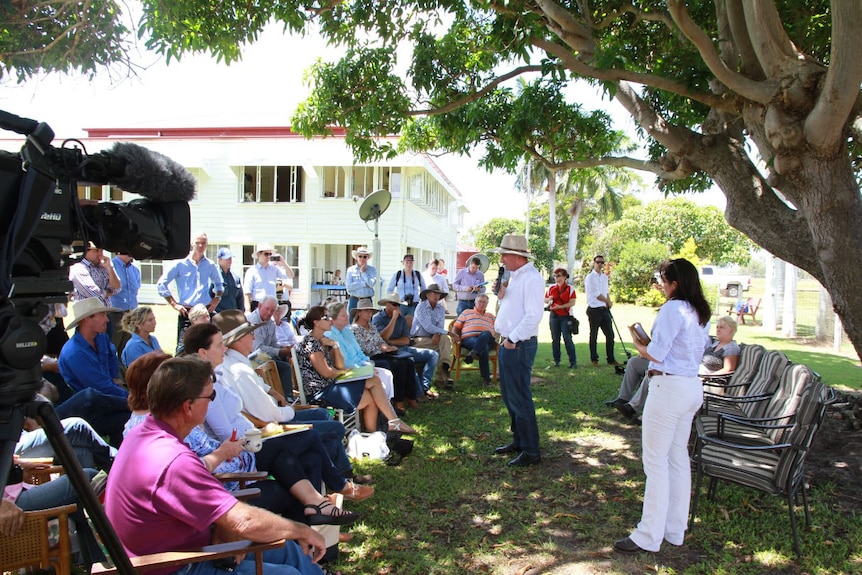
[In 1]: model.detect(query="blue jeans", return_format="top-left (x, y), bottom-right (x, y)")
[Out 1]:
top-left (401, 345), bottom-right (438, 394)
top-left (291, 408), bottom-right (352, 476)
top-left (16, 417), bottom-right (116, 471)
top-left (176, 540), bottom-right (324, 575)
top-left (456, 299), bottom-right (475, 315)
top-left (461, 331), bottom-right (495, 379)
top-left (549, 314), bottom-right (577, 367)
top-left (54, 388), bottom-right (131, 448)
top-left (498, 337), bottom-right (540, 456)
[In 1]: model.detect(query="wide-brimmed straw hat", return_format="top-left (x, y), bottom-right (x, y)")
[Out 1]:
top-left (351, 246), bottom-right (372, 259)
top-left (212, 309), bottom-right (266, 346)
top-left (490, 233), bottom-right (533, 259)
top-left (349, 298), bottom-right (378, 322)
top-left (255, 242), bottom-right (276, 254)
top-left (419, 284), bottom-right (446, 301)
top-left (377, 292), bottom-right (405, 306)
top-left (65, 298), bottom-right (120, 330)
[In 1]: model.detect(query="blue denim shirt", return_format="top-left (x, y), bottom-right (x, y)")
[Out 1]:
top-left (59, 331), bottom-right (126, 398)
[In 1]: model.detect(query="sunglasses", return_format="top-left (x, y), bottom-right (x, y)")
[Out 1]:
top-left (194, 389), bottom-right (217, 402)
top-left (319, 315), bottom-right (332, 321)
top-left (357, 255), bottom-right (369, 259)
top-left (261, 252), bottom-right (272, 256)
top-left (595, 261), bottom-right (605, 265)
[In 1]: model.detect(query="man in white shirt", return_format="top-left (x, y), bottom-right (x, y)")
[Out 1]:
top-left (491, 234), bottom-right (544, 467)
top-left (584, 255), bottom-right (619, 366)
top-left (345, 246), bottom-right (378, 315)
top-left (244, 242), bottom-right (293, 311)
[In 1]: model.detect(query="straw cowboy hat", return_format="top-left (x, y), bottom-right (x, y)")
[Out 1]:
top-left (212, 309), bottom-right (266, 346)
top-left (491, 233), bottom-right (533, 259)
top-left (349, 297), bottom-right (378, 322)
top-left (65, 298), bottom-right (120, 330)
top-left (419, 284), bottom-right (447, 301)
top-left (351, 246), bottom-right (372, 259)
top-left (255, 242), bottom-right (276, 254)
top-left (377, 292), bottom-right (405, 306)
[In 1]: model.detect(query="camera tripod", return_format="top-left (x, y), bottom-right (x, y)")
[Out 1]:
top-left (0, 397), bottom-right (135, 575)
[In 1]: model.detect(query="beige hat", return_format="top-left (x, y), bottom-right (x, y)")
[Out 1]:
top-left (70, 240), bottom-right (101, 259)
top-left (255, 242), bottom-right (276, 254)
top-left (377, 292), bottom-right (405, 306)
top-left (419, 284), bottom-right (446, 301)
top-left (349, 298), bottom-right (377, 322)
top-left (351, 246), bottom-right (372, 259)
top-left (212, 309), bottom-right (266, 346)
top-left (491, 233), bottom-right (533, 259)
top-left (65, 298), bottom-right (120, 330)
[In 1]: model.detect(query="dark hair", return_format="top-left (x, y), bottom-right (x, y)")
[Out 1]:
top-left (553, 267), bottom-right (569, 278)
top-left (148, 356), bottom-right (214, 419)
top-left (470, 257), bottom-right (481, 266)
top-left (183, 323), bottom-right (220, 355)
top-left (659, 258), bottom-right (711, 326)
top-left (299, 305), bottom-right (327, 330)
top-left (430, 258), bottom-right (440, 266)
top-left (593, 255), bottom-right (605, 262)
top-left (125, 351), bottom-right (172, 411)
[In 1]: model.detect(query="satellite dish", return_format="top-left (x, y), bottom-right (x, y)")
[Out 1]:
top-left (357, 189), bottom-right (392, 301)
top-left (473, 253), bottom-right (491, 273)
top-left (358, 189), bottom-right (391, 222)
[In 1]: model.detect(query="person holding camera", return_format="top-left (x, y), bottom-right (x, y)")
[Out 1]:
top-left (452, 256), bottom-right (486, 315)
top-left (387, 254), bottom-right (426, 318)
top-left (345, 246), bottom-right (377, 314)
top-left (545, 268), bottom-right (577, 369)
top-left (244, 242), bottom-right (293, 311)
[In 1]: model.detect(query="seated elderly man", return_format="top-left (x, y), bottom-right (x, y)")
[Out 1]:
top-left (449, 293), bottom-right (497, 386)
top-left (372, 293), bottom-right (439, 399)
top-left (247, 295), bottom-right (294, 389)
top-left (410, 284), bottom-right (454, 390)
top-left (105, 356), bottom-right (327, 575)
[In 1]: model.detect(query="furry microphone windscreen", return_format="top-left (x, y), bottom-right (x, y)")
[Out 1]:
top-left (109, 142), bottom-right (197, 203)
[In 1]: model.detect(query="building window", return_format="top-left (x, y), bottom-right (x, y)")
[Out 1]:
top-left (76, 184), bottom-right (123, 201)
top-left (351, 166), bottom-right (374, 198)
top-left (321, 166), bottom-right (347, 198)
top-left (139, 260), bottom-right (163, 285)
top-left (240, 166), bottom-right (304, 203)
top-left (377, 167), bottom-right (401, 197)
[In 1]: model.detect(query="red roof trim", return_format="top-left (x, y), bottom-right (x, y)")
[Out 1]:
top-left (83, 126), bottom-right (349, 139)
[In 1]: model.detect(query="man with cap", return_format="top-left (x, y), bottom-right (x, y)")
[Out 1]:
top-left (387, 254), bottom-right (426, 318)
top-left (157, 232), bottom-right (224, 347)
top-left (57, 298), bottom-right (132, 446)
top-left (410, 284), bottom-right (454, 390)
top-left (213, 247), bottom-right (244, 313)
top-left (247, 295), bottom-right (294, 388)
top-left (372, 293), bottom-right (440, 399)
top-left (109, 251), bottom-right (141, 352)
top-left (491, 234), bottom-right (545, 467)
top-left (345, 246), bottom-right (377, 315)
top-left (244, 242), bottom-right (294, 311)
top-left (452, 256), bottom-right (486, 315)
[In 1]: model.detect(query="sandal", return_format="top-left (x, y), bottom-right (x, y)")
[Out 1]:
top-left (304, 500), bottom-right (360, 526)
top-left (388, 418), bottom-right (417, 434)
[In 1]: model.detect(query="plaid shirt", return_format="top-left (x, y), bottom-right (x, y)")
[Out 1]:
top-left (69, 258), bottom-right (115, 305)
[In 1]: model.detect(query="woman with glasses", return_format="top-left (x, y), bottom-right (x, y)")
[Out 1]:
top-left (544, 268), bottom-right (577, 369)
top-left (297, 306), bottom-right (417, 434)
top-left (614, 259), bottom-right (711, 555)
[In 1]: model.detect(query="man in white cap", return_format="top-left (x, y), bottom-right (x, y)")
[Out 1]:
top-left (410, 284), bottom-right (454, 389)
top-left (244, 242), bottom-right (294, 311)
top-left (491, 234), bottom-right (544, 467)
top-left (157, 232), bottom-right (224, 346)
top-left (214, 247), bottom-right (244, 313)
top-left (345, 246), bottom-right (377, 314)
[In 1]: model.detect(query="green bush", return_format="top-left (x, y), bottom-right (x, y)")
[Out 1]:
top-left (610, 240), bottom-right (667, 303)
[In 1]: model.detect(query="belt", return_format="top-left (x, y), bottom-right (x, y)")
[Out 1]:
top-left (648, 369), bottom-right (676, 378)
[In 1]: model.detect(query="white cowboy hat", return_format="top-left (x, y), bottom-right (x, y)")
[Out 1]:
top-left (490, 233), bottom-right (533, 259)
top-left (255, 242), bottom-right (276, 254)
top-left (65, 298), bottom-right (120, 330)
top-left (351, 246), bottom-right (372, 259)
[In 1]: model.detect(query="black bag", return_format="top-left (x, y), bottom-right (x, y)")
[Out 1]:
top-left (566, 315), bottom-right (579, 334)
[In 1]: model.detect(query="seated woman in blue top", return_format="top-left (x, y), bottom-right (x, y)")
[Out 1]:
top-left (296, 306), bottom-right (416, 434)
top-left (120, 306), bottom-right (163, 368)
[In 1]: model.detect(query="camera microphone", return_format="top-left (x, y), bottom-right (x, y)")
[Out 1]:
top-left (79, 142), bottom-right (197, 203)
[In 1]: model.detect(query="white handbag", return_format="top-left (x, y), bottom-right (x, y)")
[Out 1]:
top-left (345, 429), bottom-right (390, 460)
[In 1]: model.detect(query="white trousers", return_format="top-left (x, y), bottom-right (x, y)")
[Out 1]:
top-left (630, 374), bottom-right (703, 551)
top-left (374, 367), bottom-right (394, 400)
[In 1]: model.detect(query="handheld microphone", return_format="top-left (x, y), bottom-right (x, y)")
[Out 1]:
top-left (493, 266), bottom-right (505, 295)
top-left (79, 142), bottom-right (197, 203)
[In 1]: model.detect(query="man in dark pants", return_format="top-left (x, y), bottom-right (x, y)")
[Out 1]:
top-left (584, 255), bottom-right (619, 366)
top-left (491, 234), bottom-right (545, 467)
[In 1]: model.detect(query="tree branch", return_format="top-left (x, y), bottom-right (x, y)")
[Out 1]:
top-left (804, 1), bottom-right (862, 153)
top-left (531, 37), bottom-right (732, 112)
top-left (409, 65), bottom-right (544, 115)
top-left (724, 0), bottom-right (765, 80)
top-left (533, 0), bottom-right (596, 58)
top-left (740, 0), bottom-right (800, 77)
top-left (666, 0), bottom-right (776, 104)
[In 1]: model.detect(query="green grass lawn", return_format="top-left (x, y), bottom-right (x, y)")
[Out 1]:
top-left (146, 302), bottom-right (862, 574)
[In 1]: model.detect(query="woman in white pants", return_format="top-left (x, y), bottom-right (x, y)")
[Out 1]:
top-left (614, 259), bottom-right (711, 554)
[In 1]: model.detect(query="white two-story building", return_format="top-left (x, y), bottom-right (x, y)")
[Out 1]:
top-left (4, 126), bottom-right (468, 308)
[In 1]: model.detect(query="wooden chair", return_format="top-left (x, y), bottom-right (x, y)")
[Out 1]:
top-left (0, 503), bottom-right (78, 575)
top-left (17, 457), bottom-right (65, 485)
top-left (448, 320), bottom-right (498, 382)
top-left (726, 297), bottom-right (761, 325)
top-left (290, 346), bottom-right (358, 433)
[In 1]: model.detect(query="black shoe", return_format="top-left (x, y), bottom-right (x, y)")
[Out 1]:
top-left (462, 352), bottom-right (476, 365)
top-left (613, 537), bottom-right (647, 554)
top-left (616, 402), bottom-right (637, 419)
top-left (494, 443), bottom-right (521, 456)
top-left (507, 452), bottom-right (541, 467)
top-left (481, 377), bottom-right (492, 386)
top-left (605, 398), bottom-right (626, 408)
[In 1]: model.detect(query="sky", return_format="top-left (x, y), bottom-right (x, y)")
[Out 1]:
top-left (0, 19), bottom-right (723, 234)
